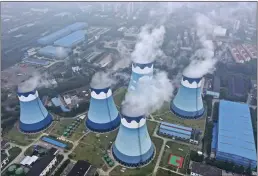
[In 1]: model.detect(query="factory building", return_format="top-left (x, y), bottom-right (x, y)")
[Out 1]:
top-left (54, 30), bottom-right (86, 48)
top-left (159, 122), bottom-right (192, 140)
top-left (17, 89), bottom-right (53, 133)
top-left (128, 62), bottom-right (153, 91)
top-left (112, 112), bottom-right (155, 167)
top-left (171, 75), bottom-right (204, 119)
top-left (37, 46), bottom-right (71, 59)
top-left (85, 86), bottom-right (120, 133)
top-left (212, 100), bottom-right (257, 168)
top-left (37, 22), bottom-right (87, 45)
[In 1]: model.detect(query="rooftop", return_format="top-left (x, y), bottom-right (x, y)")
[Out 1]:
top-left (67, 160), bottom-right (91, 176)
top-left (212, 76), bottom-right (220, 92)
top-left (26, 154), bottom-right (55, 176)
top-left (54, 30), bottom-right (85, 48)
top-left (217, 100), bottom-right (256, 161)
top-left (191, 161), bottom-right (222, 176)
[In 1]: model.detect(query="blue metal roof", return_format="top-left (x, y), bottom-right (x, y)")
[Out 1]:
top-left (23, 58), bottom-right (50, 66)
top-left (64, 22), bottom-right (87, 32)
top-left (217, 100), bottom-right (256, 161)
top-left (159, 128), bottom-right (191, 139)
top-left (160, 122), bottom-right (192, 135)
top-left (54, 30), bottom-right (85, 48)
top-left (41, 136), bottom-right (67, 148)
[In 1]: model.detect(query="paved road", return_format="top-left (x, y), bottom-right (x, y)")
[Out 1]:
top-left (159, 167), bottom-right (185, 176)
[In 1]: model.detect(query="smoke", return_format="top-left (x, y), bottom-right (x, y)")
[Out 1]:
top-left (183, 13), bottom-right (217, 78)
top-left (18, 72), bottom-right (53, 93)
top-left (131, 25), bottom-right (165, 64)
top-left (90, 71), bottom-right (116, 89)
top-left (56, 47), bottom-right (69, 58)
top-left (121, 71), bottom-right (174, 117)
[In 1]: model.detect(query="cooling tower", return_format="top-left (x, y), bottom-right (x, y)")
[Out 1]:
top-left (128, 62), bottom-right (153, 91)
top-left (17, 89), bottom-right (53, 133)
top-left (86, 87), bottom-right (120, 133)
top-left (112, 113), bottom-right (155, 167)
top-left (170, 75), bottom-right (204, 119)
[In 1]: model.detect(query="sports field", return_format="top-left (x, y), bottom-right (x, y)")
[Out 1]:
top-left (168, 154), bottom-right (184, 168)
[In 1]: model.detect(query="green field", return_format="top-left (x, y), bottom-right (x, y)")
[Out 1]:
top-left (49, 119), bottom-right (85, 141)
top-left (113, 87), bottom-right (127, 107)
top-left (3, 124), bottom-right (41, 146)
top-left (146, 120), bottom-right (157, 136)
top-left (156, 168), bottom-right (183, 176)
top-left (110, 137), bottom-right (163, 176)
top-left (152, 102), bottom-right (206, 131)
top-left (160, 141), bottom-right (190, 174)
top-left (71, 129), bottom-right (118, 167)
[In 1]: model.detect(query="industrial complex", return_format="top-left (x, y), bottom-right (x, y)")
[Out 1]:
top-left (212, 100), bottom-right (257, 168)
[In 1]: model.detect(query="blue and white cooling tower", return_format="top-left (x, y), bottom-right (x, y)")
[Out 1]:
top-left (17, 89), bottom-right (53, 133)
top-left (112, 113), bottom-right (155, 167)
top-left (85, 87), bottom-right (120, 133)
top-left (128, 62), bottom-right (153, 91)
top-left (170, 75), bottom-right (204, 119)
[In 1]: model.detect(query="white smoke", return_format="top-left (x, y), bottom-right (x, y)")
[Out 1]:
top-left (90, 71), bottom-right (116, 89)
top-left (18, 72), bottom-right (53, 93)
top-left (131, 25), bottom-right (165, 64)
top-left (183, 13), bottom-right (217, 78)
top-left (121, 71), bottom-right (174, 117)
top-left (56, 47), bottom-right (69, 58)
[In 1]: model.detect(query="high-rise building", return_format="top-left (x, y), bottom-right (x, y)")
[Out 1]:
top-left (170, 75), bottom-right (204, 119)
top-left (85, 86), bottom-right (120, 133)
top-left (18, 89), bottom-right (53, 133)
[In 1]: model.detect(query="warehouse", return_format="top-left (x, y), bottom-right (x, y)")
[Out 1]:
top-left (38, 22), bottom-right (87, 45)
top-left (38, 46), bottom-right (71, 59)
top-left (23, 58), bottom-right (50, 66)
top-left (214, 100), bottom-right (257, 168)
top-left (228, 75), bottom-right (250, 99)
top-left (159, 122), bottom-right (192, 140)
top-left (54, 30), bottom-right (86, 48)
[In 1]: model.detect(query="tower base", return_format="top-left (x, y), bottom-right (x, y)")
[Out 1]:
top-left (170, 102), bottom-right (204, 119)
top-left (19, 113), bottom-right (53, 133)
top-left (112, 143), bottom-right (155, 167)
top-left (85, 115), bottom-right (121, 133)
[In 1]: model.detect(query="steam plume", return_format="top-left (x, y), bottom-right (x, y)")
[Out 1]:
top-left (90, 71), bottom-right (116, 89)
top-left (121, 71), bottom-right (173, 117)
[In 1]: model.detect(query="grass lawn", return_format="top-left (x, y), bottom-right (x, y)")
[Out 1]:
top-left (156, 168), bottom-right (183, 176)
top-left (160, 141), bottom-right (190, 174)
top-left (113, 87), bottom-right (127, 108)
top-left (146, 120), bottom-right (157, 136)
top-left (66, 122), bottom-right (85, 141)
top-left (8, 147), bottom-right (22, 161)
top-left (50, 119), bottom-right (76, 137)
top-left (110, 137), bottom-right (163, 176)
top-left (3, 125), bottom-right (41, 146)
top-left (152, 102), bottom-right (206, 131)
top-left (71, 129), bottom-right (119, 168)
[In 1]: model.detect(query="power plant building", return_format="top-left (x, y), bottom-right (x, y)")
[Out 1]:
top-left (17, 89), bottom-right (53, 133)
top-left (112, 113), bottom-right (155, 167)
top-left (85, 87), bottom-right (120, 133)
top-left (212, 100), bottom-right (257, 168)
top-left (171, 75), bottom-right (204, 119)
top-left (54, 30), bottom-right (86, 48)
top-left (37, 46), bottom-right (71, 59)
top-left (128, 62), bottom-right (153, 91)
top-left (37, 22), bottom-right (87, 45)
top-left (159, 122), bottom-right (192, 140)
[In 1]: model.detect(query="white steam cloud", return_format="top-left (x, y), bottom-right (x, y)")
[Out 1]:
top-left (183, 13), bottom-right (217, 78)
top-left (18, 72), bottom-right (53, 93)
top-left (131, 25), bottom-right (165, 64)
top-left (90, 71), bottom-right (116, 89)
top-left (121, 71), bottom-right (174, 117)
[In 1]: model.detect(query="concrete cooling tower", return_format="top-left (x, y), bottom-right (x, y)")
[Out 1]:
top-left (85, 87), bottom-right (120, 133)
top-left (170, 75), bottom-right (204, 119)
top-left (128, 62), bottom-right (153, 91)
top-left (17, 89), bottom-right (53, 133)
top-left (112, 113), bottom-right (155, 167)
